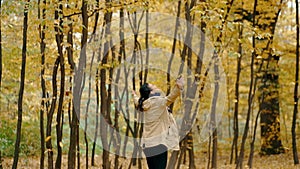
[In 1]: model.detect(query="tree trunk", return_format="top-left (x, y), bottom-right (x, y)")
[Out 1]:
top-left (167, 0), bottom-right (181, 96)
top-left (292, 0), bottom-right (299, 164)
top-left (257, 0), bottom-right (284, 155)
top-left (211, 52), bottom-right (220, 169)
top-left (0, 0), bottom-right (2, 89)
top-left (68, 109), bottom-right (78, 169)
top-left (101, 1), bottom-right (112, 168)
top-left (47, 58), bottom-right (60, 169)
top-left (230, 21), bottom-right (242, 165)
top-left (81, 0), bottom-right (89, 168)
top-left (54, 1), bottom-right (64, 168)
top-left (66, 2), bottom-right (76, 168)
top-left (112, 4), bottom-right (126, 169)
top-left (236, 1), bottom-right (257, 168)
top-left (126, 7), bottom-right (145, 167)
top-left (38, 0), bottom-right (47, 168)
top-left (0, 151), bottom-right (2, 169)
top-left (91, 0), bottom-right (101, 165)
top-left (12, 1), bottom-right (30, 168)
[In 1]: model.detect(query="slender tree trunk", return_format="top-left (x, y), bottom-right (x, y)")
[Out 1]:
top-left (174, 1), bottom-right (198, 168)
top-left (47, 58), bottom-right (60, 169)
top-left (167, 0), bottom-right (181, 96)
top-left (66, 2), bottom-right (76, 168)
top-left (210, 52), bottom-right (220, 169)
top-left (144, 1), bottom-right (149, 84)
top-left (0, 0), bottom-right (2, 89)
top-left (113, 5), bottom-right (126, 169)
top-left (236, 2), bottom-right (257, 168)
top-left (68, 108), bottom-right (78, 169)
top-left (230, 22), bottom-right (242, 164)
top-left (0, 151), bottom-right (2, 169)
top-left (12, 1), bottom-right (30, 168)
top-left (38, 0), bottom-right (47, 168)
top-left (54, 1), bottom-right (64, 168)
top-left (247, 107), bottom-right (260, 168)
top-left (101, 1), bottom-right (112, 168)
top-left (81, 0), bottom-right (89, 168)
top-left (91, 0), bottom-right (102, 165)
top-left (126, 7), bottom-right (145, 168)
top-left (292, 0), bottom-right (300, 164)
top-left (207, 136), bottom-right (211, 169)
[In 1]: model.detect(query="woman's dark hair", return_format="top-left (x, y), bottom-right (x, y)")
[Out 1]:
top-left (138, 83), bottom-right (151, 111)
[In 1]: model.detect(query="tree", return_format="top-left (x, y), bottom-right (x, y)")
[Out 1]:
top-left (0, 0), bottom-right (2, 89)
top-left (38, 0), bottom-right (47, 168)
top-left (292, 0), bottom-right (299, 164)
top-left (256, 0), bottom-right (285, 155)
top-left (66, 1), bottom-right (77, 169)
top-left (100, 1), bottom-right (112, 168)
top-left (81, 0), bottom-right (88, 168)
top-left (12, 0), bottom-right (30, 168)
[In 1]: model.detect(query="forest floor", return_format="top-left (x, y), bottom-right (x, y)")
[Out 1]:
top-left (2, 149), bottom-right (300, 169)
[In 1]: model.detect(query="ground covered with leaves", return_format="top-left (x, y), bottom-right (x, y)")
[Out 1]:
top-left (2, 150), bottom-right (298, 169)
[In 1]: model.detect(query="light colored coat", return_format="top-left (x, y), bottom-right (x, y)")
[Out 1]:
top-left (134, 85), bottom-right (181, 150)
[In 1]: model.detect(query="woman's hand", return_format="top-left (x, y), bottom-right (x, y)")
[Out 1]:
top-left (176, 76), bottom-right (184, 89)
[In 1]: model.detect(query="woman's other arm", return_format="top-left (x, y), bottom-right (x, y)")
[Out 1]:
top-left (166, 76), bottom-right (184, 106)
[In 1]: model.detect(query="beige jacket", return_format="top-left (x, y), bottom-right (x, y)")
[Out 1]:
top-left (134, 85), bottom-right (181, 150)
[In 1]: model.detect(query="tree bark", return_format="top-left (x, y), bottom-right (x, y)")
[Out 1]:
top-left (66, 2), bottom-right (77, 169)
top-left (38, 0), bottom-right (47, 168)
top-left (101, 1), bottom-right (112, 168)
top-left (12, 1), bottom-right (30, 168)
top-left (292, 0), bottom-right (300, 164)
top-left (230, 21), bottom-right (242, 165)
top-left (257, 0), bottom-right (284, 155)
top-left (0, 0), bottom-right (2, 89)
top-left (0, 151), bottom-right (2, 169)
top-left (112, 4), bottom-right (127, 169)
top-left (236, 1), bottom-right (257, 168)
top-left (91, 0), bottom-right (102, 165)
top-left (81, 0), bottom-right (89, 168)
top-left (54, 1), bottom-right (64, 168)
top-left (167, 0), bottom-right (181, 96)
top-left (47, 57), bottom-right (60, 169)
top-left (211, 52), bottom-right (220, 169)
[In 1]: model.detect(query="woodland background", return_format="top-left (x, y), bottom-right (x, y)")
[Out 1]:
top-left (0, 0), bottom-right (300, 168)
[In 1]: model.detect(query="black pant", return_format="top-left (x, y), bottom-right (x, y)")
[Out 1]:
top-left (143, 144), bottom-right (168, 169)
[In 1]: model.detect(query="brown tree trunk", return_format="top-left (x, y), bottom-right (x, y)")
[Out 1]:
top-left (12, 1), bottom-right (30, 168)
top-left (81, 0), bottom-right (89, 168)
top-left (68, 109), bottom-right (78, 169)
top-left (0, 0), bottom-right (2, 89)
top-left (101, 1), bottom-right (112, 168)
top-left (54, 1), bottom-right (64, 168)
top-left (236, 1), bottom-right (257, 168)
top-left (66, 2), bottom-right (76, 169)
top-left (257, 0), bottom-right (284, 155)
top-left (0, 151), bottom-right (2, 169)
top-left (47, 58), bottom-right (60, 169)
top-left (230, 20), bottom-right (242, 165)
top-left (91, 0), bottom-right (101, 165)
top-left (113, 5), bottom-right (125, 169)
top-left (38, 0), bottom-right (47, 168)
top-left (167, 0), bottom-right (181, 95)
top-left (211, 52), bottom-right (220, 169)
top-left (292, 0), bottom-right (300, 164)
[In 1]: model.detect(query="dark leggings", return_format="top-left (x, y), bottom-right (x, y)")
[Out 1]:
top-left (143, 144), bottom-right (168, 169)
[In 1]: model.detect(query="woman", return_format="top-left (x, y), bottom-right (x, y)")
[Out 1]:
top-left (132, 77), bottom-right (184, 169)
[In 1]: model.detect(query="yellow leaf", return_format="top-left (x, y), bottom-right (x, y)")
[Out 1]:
top-left (45, 136), bottom-right (51, 142)
top-left (59, 142), bottom-right (63, 148)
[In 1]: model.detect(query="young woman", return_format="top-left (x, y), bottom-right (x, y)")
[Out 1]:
top-left (132, 77), bottom-right (184, 169)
